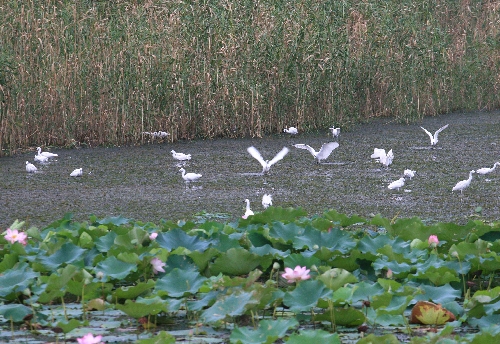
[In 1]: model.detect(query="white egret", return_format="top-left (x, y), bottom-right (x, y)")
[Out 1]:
top-left (70, 168), bottom-right (83, 177)
top-left (179, 168), bottom-right (202, 182)
top-left (34, 153), bottom-right (49, 163)
top-left (421, 124), bottom-right (449, 147)
top-left (171, 150), bottom-right (192, 161)
top-left (404, 169), bottom-right (416, 179)
top-left (242, 199), bottom-right (254, 219)
top-left (262, 194), bottom-right (273, 209)
top-left (293, 142), bottom-right (339, 163)
top-left (247, 146), bottom-right (289, 174)
top-left (26, 161), bottom-right (37, 173)
top-left (371, 148), bottom-right (393, 167)
top-left (388, 177), bottom-right (405, 190)
top-left (452, 170), bottom-right (475, 194)
top-left (283, 127), bottom-right (298, 135)
top-left (476, 162), bottom-right (500, 175)
top-left (329, 127), bottom-right (340, 138)
top-left (37, 147), bottom-right (58, 158)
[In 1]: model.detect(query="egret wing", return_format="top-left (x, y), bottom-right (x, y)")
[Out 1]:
top-left (420, 127), bottom-right (434, 140)
top-left (434, 124), bottom-right (449, 139)
top-left (247, 146), bottom-right (267, 168)
top-left (293, 144), bottom-right (317, 157)
top-left (316, 142), bottom-right (339, 160)
top-left (268, 147), bottom-right (290, 167)
top-left (371, 148), bottom-right (385, 159)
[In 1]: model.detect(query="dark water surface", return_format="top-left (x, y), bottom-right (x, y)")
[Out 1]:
top-left (1, 111), bottom-right (500, 229)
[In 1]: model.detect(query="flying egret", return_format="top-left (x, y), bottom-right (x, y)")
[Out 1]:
top-left (179, 168), bottom-right (202, 182)
top-left (283, 127), bottom-right (298, 135)
top-left (388, 177), bottom-right (405, 190)
top-left (26, 161), bottom-right (37, 173)
top-left (293, 142), bottom-right (339, 164)
top-left (242, 199), bottom-right (254, 219)
top-left (452, 170), bottom-right (475, 194)
top-left (329, 127), bottom-right (340, 138)
top-left (262, 194), bottom-right (273, 209)
top-left (404, 169), bottom-right (416, 179)
top-left (371, 148), bottom-right (393, 167)
top-left (171, 150), bottom-right (191, 161)
top-left (421, 124), bottom-right (449, 147)
top-left (34, 153), bottom-right (49, 163)
top-left (476, 162), bottom-right (500, 175)
top-left (70, 168), bottom-right (83, 177)
top-left (247, 146), bottom-right (289, 174)
top-left (36, 147), bottom-right (58, 158)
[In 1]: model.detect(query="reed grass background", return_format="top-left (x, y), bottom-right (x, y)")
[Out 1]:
top-left (0, 0), bottom-right (499, 155)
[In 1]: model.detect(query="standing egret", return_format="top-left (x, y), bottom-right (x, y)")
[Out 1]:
top-left (476, 162), bottom-right (500, 175)
top-left (70, 168), bottom-right (83, 177)
top-left (404, 169), bottom-right (416, 180)
top-left (329, 127), bottom-right (340, 138)
top-left (262, 194), bottom-right (273, 209)
top-left (421, 124), bottom-right (449, 147)
top-left (242, 199), bottom-right (254, 219)
top-left (371, 148), bottom-right (393, 167)
top-left (36, 147), bottom-right (58, 159)
top-left (388, 177), bottom-right (405, 190)
top-left (452, 170), bottom-right (475, 194)
top-left (293, 142), bottom-right (339, 164)
top-left (171, 150), bottom-right (191, 161)
top-left (283, 127), bottom-right (298, 135)
top-left (26, 161), bottom-right (37, 173)
top-left (247, 146), bottom-right (289, 174)
top-left (179, 168), bottom-right (202, 182)
top-left (34, 153), bottom-right (49, 163)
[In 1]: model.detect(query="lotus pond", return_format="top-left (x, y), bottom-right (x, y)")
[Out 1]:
top-left (2, 208), bottom-right (500, 343)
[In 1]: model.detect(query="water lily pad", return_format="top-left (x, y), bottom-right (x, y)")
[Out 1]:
top-left (410, 301), bottom-right (456, 325)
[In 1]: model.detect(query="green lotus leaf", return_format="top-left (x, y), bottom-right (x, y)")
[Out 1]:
top-left (0, 263), bottom-right (38, 297)
top-left (136, 331), bottom-right (176, 344)
top-left (96, 215), bottom-right (130, 226)
top-left (372, 257), bottom-right (412, 275)
top-left (202, 290), bottom-right (256, 323)
top-left (56, 318), bottom-right (82, 333)
top-left (414, 266), bottom-right (461, 285)
top-left (0, 253), bottom-right (19, 273)
top-left (282, 254), bottom-right (321, 272)
top-left (210, 248), bottom-right (266, 276)
top-left (293, 227), bottom-right (356, 253)
top-left (155, 268), bottom-right (207, 297)
top-left (283, 280), bottom-right (332, 313)
top-left (323, 209), bottom-right (367, 227)
top-left (356, 333), bottom-right (400, 344)
top-left (230, 318), bottom-right (298, 344)
top-left (95, 256), bottom-right (137, 280)
top-left (94, 231), bottom-right (118, 252)
top-left (115, 297), bottom-right (168, 318)
top-left (0, 304), bottom-right (32, 322)
top-left (413, 283), bottom-right (461, 304)
top-left (350, 281), bottom-right (385, 303)
top-left (38, 242), bottom-right (87, 270)
top-left (314, 307), bottom-right (365, 326)
top-left (357, 234), bottom-right (394, 255)
top-left (374, 294), bottom-right (413, 315)
top-left (187, 248), bottom-right (219, 271)
top-left (287, 329), bottom-right (341, 344)
top-left (268, 222), bottom-right (305, 243)
top-left (186, 291), bottom-right (220, 311)
top-left (318, 268), bottom-right (358, 291)
top-left (157, 229), bottom-right (212, 252)
top-left (78, 231), bottom-right (94, 248)
top-left (250, 244), bottom-right (290, 258)
top-left (467, 314), bottom-right (500, 330)
top-left (112, 280), bottom-right (155, 300)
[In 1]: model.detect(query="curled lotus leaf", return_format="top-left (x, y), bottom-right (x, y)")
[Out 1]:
top-left (410, 301), bottom-right (456, 325)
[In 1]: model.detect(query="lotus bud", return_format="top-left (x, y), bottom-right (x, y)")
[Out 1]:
top-left (312, 244), bottom-right (319, 250)
top-left (273, 262), bottom-right (280, 270)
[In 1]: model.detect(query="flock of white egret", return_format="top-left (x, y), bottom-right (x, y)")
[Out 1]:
top-left (25, 147), bottom-right (82, 177)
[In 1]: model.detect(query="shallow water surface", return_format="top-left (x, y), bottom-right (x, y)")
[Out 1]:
top-left (1, 111), bottom-right (500, 229)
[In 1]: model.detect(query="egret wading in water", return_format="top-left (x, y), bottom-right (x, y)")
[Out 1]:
top-left (247, 146), bottom-right (289, 174)
top-left (421, 124), bottom-right (449, 147)
top-left (404, 169), bottom-right (416, 180)
top-left (329, 127), bottom-right (340, 138)
top-left (36, 147), bottom-right (58, 159)
top-left (70, 168), bottom-right (83, 177)
top-left (452, 170), bottom-right (475, 194)
top-left (179, 168), bottom-right (202, 182)
top-left (26, 161), bottom-right (37, 173)
top-left (371, 148), bottom-right (393, 168)
top-left (262, 194), bottom-right (273, 209)
top-left (242, 199), bottom-right (254, 219)
top-left (293, 142), bottom-right (339, 164)
top-left (171, 150), bottom-right (191, 161)
top-left (388, 177), bottom-right (405, 190)
top-left (476, 162), bottom-right (500, 175)
top-left (283, 127), bottom-right (298, 135)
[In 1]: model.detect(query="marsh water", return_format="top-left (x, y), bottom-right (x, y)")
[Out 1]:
top-left (1, 111), bottom-right (500, 229)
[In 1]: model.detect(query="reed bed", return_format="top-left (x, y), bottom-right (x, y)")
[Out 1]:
top-left (0, 0), bottom-right (499, 155)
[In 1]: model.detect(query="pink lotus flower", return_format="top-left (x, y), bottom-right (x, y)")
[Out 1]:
top-left (3, 228), bottom-right (28, 245)
top-left (428, 235), bottom-right (439, 247)
top-left (282, 265), bottom-right (311, 283)
top-left (151, 257), bottom-right (166, 274)
top-left (77, 333), bottom-right (103, 344)
top-left (149, 232), bottom-right (158, 240)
